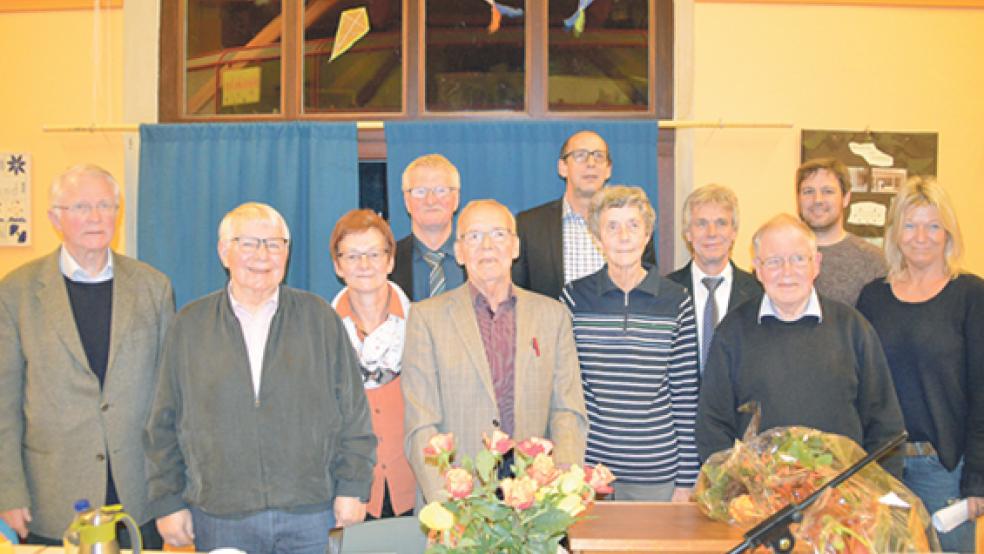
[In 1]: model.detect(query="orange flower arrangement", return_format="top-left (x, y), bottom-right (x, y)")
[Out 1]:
top-left (418, 430), bottom-right (615, 553)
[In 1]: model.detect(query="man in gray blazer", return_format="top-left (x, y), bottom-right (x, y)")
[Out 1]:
top-left (667, 184), bottom-right (761, 372)
top-left (402, 199), bottom-right (588, 503)
top-left (0, 165), bottom-right (174, 546)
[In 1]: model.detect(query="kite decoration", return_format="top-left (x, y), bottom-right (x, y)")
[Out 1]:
top-left (484, 0), bottom-right (524, 34)
top-left (330, 6), bottom-right (370, 62)
top-left (563, 0), bottom-right (595, 37)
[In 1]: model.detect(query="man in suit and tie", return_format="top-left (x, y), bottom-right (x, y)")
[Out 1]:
top-left (391, 154), bottom-right (465, 301)
top-left (513, 130), bottom-right (656, 300)
top-left (667, 184), bottom-right (761, 372)
top-left (402, 199), bottom-right (588, 502)
top-left (0, 165), bottom-right (174, 546)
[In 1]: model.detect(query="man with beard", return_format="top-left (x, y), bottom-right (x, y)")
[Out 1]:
top-left (513, 130), bottom-right (656, 300)
top-left (796, 158), bottom-right (887, 305)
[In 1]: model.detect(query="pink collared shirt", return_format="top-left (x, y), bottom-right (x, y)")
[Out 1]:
top-left (228, 285), bottom-right (280, 398)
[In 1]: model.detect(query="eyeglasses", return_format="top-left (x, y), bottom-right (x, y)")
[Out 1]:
top-left (458, 228), bottom-right (513, 247)
top-left (758, 254), bottom-right (812, 271)
top-left (407, 186), bottom-right (458, 199)
top-left (51, 201), bottom-right (118, 217)
top-left (232, 236), bottom-right (289, 254)
top-left (560, 149), bottom-right (609, 164)
top-left (338, 249), bottom-right (390, 265)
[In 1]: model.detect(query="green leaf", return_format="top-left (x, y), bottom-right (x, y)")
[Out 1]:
top-left (529, 508), bottom-right (575, 536)
top-left (475, 450), bottom-right (496, 482)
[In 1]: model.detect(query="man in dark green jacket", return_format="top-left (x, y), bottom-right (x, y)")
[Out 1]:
top-left (145, 202), bottom-right (375, 554)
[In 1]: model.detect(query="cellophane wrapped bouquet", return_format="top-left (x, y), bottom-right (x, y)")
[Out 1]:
top-left (695, 409), bottom-right (934, 553)
top-left (417, 430), bottom-right (615, 554)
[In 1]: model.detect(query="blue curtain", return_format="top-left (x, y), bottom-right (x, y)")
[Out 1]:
top-left (138, 122), bottom-right (359, 308)
top-left (384, 120), bottom-right (660, 241)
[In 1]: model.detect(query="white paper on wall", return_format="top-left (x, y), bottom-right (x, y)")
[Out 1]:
top-left (0, 152), bottom-right (31, 246)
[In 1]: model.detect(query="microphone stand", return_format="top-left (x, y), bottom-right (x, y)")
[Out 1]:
top-left (725, 431), bottom-right (907, 554)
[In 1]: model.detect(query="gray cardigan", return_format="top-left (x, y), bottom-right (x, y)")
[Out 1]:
top-left (144, 285), bottom-right (376, 518)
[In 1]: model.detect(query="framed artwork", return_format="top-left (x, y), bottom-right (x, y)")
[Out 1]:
top-left (801, 129), bottom-right (938, 246)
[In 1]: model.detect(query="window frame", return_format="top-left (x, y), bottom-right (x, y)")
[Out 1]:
top-left (159, 0), bottom-right (673, 122)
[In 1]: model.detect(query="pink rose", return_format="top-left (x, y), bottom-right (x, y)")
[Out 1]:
top-left (515, 437), bottom-right (554, 458)
top-left (526, 453), bottom-right (561, 487)
top-left (584, 464), bottom-right (615, 495)
top-left (423, 433), bottom-right (455, 458)
top-left (500, 476), bottom-right (538, 510)
top-left (482, 429), bottom-right (515, 456)
top-left (444, 467), bottom-right (474, 500)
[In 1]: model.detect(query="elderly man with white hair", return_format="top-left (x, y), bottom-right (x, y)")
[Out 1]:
top-left (695, 214), bottom-right (905, 476)
top-left (145, 202), bottom-right (375, 554)
top-left (0, 164), bottom-right (174, 547)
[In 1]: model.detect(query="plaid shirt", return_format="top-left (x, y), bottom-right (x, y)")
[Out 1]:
top-left (562, 200), bottom-right (606, 286)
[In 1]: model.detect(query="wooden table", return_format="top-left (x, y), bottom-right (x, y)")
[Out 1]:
top-left (567, 502), bottom-right (751, 554)
top-left (14, 544), bottom-right (185, 554)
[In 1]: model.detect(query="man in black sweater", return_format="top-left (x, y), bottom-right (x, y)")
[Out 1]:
top-left (695, 214), bottom-right (905, 476)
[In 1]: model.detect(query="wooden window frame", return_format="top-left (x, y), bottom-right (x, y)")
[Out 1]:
top-left (159, 0), bottom-right (673, 122)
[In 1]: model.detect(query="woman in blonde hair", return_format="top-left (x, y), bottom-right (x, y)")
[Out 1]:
top-left (856, 177), bottom-right (983, 552)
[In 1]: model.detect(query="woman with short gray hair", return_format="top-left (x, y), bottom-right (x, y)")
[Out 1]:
top-left (561, 185), bottom-right (700, 502)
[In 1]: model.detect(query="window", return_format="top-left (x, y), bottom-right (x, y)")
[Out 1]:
top-left (425, 1), bottom-right (525, 112)
top-left (304, 0), bottom-right (403, 113)
top-left (548, 0), bottom-right (650, 111)
top-left (160, 1), bottom-right (672, 121)
top-left (184, 0), bottom-right (283, 115)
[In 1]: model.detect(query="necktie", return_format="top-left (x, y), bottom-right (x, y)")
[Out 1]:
top-left (700, 276), bottom-right (724, 372)
top-left (422, 250), bottom-right (446, 298)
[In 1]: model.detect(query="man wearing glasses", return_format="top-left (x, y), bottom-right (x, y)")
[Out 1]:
top-left (0, 165), bottom-right (174, 547)
top-left (695, 214), bottom-right (904, 476)
top-left (146, 202), bottom-right (375, 554)
top-left (392, 154), bottom-right (465, 301)
top-left (402, 200), bottom-right (587, 503)
top-left (513, 130), bottom-right (656, 300)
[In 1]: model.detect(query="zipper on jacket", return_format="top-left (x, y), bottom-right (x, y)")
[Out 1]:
top-left (623, 291), bottom-right (629, 332)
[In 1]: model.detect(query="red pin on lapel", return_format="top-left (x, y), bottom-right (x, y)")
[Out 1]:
top-left (532, 337), bottom-right (540, 357)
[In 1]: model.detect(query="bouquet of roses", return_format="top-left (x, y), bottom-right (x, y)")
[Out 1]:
top-left (417, 430), bottom-right (615, 554)
top-left (695, 412), bottom-right (934, 553)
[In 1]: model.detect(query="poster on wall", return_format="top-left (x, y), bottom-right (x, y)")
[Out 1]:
top-left (0, 151), bottom-right (31, 246)
top-left (801, 130), bottom-right (938, 247)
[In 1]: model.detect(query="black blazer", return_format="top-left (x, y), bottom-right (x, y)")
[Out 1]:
top-left (391, 234), bottom-right (416, 300)
top-left (512, 198), bottom-right (657, 300)
top-left (665, 260), bottom-right (762, 314)
top-left (392, 234), bottom-right (466, 302)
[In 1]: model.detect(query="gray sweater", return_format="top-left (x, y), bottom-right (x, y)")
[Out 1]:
top-left (144, 285), bottom-right (376, 518)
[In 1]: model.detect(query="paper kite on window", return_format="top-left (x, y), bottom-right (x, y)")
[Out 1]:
top-left (563, 0), bottom-right (596, 37)
top-left (484, 0), bottom-right (524, 34)
top-left (330, 6), bottom-right (370, 62)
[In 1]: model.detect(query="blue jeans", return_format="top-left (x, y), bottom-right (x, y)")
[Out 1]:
top-left (191, 506), bottom-right (335, 554)
top-left (903, 455), bottom-right (976, 553)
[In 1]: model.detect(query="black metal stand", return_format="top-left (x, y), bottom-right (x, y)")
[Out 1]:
top-left (725, 431), bottom-right (907, 554)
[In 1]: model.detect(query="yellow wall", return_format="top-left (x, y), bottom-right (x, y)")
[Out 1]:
top-left (3, 3), bottom-right (982, 278)
top-left (688, 2), bottom-right (984, 275)
top-left (0, 7), bottom-right (124, 278)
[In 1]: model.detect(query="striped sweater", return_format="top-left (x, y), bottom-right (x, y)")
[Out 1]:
top-left (561, 267), bottom-right (700, 487)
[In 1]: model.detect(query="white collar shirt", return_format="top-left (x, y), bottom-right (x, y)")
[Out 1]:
top-left (228, 285), bottom-right (280, 399)
top-left (59, 246), bottom-right (114, 283)
top-left (757, 288), bottom-right (823, 323)
top-left (690, 261), bottom-right (734, 347)
top-left (561, 199), bottom-right (605, 285)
